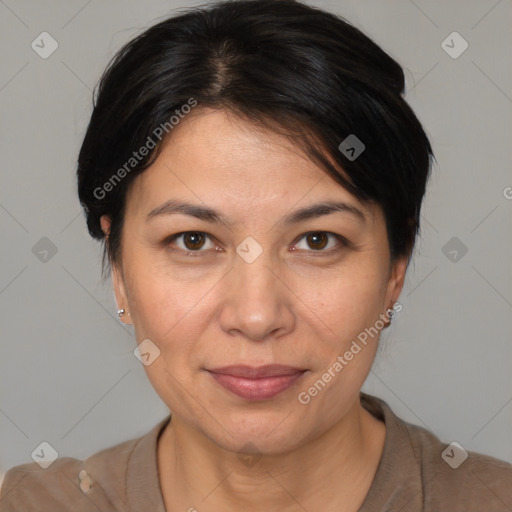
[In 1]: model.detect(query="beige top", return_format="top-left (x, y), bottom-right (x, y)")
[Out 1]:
top-left (1, 393), bottom-right (511, 511)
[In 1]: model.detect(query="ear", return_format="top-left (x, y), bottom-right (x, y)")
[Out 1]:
top-left (100, 214), bottom-right (111, 237)
top-left (100, 214), bottom-right (132, 325)
top-left (385, 255), bottom-right (408, 312)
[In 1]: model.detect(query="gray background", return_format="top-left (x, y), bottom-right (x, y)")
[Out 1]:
top-left (1, 0), bottom-right (511, 475)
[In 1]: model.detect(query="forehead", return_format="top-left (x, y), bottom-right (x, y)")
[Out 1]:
top-left (162, 108), bottom-right (326, 180)
top-left (124, 108), bottom-right (376, 224)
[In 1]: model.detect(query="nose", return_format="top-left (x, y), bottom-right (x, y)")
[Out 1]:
top-left (218, 250), bottom-right (295, 342)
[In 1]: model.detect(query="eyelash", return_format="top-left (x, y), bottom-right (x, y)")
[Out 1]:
top-left (163, 231), bottom-right (349, 258)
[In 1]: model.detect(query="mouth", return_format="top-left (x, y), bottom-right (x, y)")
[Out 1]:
top-left (205, 364), bottom-right (308, 401)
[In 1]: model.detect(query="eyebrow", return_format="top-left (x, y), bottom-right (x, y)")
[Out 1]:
top-left (145, 199), bottom-right (367, 227)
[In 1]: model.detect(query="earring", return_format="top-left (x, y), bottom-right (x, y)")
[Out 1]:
top-left (117, 308), bottom-right (125, 317)
top-left (386, 303), bottom-right (397, 321)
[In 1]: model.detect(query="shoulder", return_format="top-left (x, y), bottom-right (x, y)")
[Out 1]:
top-left (0, 455), bottom-right (92, 511)
top-left (371, 392), bottom-right (512, 510)
top-left (360, 393), bottom-right (512, 511)
top-left (403, 419), bottom-right (512, 508)
top-left (0, 425), bottom-right (161, 512)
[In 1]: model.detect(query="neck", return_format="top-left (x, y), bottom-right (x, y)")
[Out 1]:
top-left (157, 397), bottom-right (386, 512)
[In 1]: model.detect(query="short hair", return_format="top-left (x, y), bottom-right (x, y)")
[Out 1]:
top-left (77, 0), bottom-right (434, 281)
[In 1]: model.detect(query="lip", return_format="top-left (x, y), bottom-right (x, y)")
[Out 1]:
top-left (208, 364), bottom-right (306, 379)
top-left (206, 365), bottom-right (307, 401)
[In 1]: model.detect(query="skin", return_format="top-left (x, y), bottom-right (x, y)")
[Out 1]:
top-left (100, 108), bottom-right (408, 512)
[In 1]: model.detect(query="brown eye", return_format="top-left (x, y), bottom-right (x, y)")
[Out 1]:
top-left (293, 231), bottom-right (347, 254)
top-left (305, 232), bottom-right (329, 250)
top-left (182, 232), bottom-right (206, 250)
top-left (164, 231), bottom-right (217, 256)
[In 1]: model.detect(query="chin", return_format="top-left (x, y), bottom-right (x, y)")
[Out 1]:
top-left (199, 407), bottom-right (307, 455)
top-left (216, 427), bottom-right (303, 457)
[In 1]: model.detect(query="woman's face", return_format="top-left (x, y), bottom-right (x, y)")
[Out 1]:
top-left (102, 108), bottom-right (406, 454)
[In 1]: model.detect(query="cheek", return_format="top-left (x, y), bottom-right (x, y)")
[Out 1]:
top-left (304, 263), bottom-right (389, 345)
top-left (125, 267), bottom-right (210, 408)
top-left (296, 267), bottom-right (387, 412)
top-left (125, 261), bottom-right (218, 361)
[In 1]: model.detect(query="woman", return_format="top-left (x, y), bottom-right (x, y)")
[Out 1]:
top-left (1, 0), bottom-right (511, 510)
